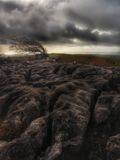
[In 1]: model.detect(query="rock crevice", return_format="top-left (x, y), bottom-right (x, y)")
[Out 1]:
top-left (0, 57), bottom-right (120, 160)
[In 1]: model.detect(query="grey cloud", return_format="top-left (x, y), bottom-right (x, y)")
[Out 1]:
top-left (0, 0), bottom-right (119, 45)
top-left (65, 0), bottom-right (120, 31)
top-left (0, 1), bottom-right (23, 11)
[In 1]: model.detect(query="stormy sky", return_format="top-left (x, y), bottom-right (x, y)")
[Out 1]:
top-left (0, 0), bottom-right (120, 53)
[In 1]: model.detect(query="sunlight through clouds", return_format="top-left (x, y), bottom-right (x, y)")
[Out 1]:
top-left (0, 0), bottom-right (120, 54)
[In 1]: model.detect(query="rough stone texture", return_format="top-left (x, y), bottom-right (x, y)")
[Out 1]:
top-left (0, 56), bottom-right (120, 160)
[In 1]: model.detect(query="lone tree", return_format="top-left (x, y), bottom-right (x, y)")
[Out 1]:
top-left (11, 40), bottom-right (48, 57)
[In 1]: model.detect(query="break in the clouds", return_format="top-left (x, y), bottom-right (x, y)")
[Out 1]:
top-left (0, 0), bottom-right (120, 45)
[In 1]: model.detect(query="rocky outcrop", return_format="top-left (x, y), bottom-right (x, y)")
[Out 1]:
top-left (0, 56), bottom-right (120, 160)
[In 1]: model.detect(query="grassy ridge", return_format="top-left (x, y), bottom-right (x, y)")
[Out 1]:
top-left (50, 54), bottom-right (120, 67)
top-left (1, 53), bottom-right (120, 67)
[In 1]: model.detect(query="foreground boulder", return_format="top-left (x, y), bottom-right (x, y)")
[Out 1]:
top-left (0, 56), bottom-right (120, 160)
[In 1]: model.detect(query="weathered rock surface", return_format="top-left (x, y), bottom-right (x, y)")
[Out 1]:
top-left (0, 56), bottom-right (120, 160)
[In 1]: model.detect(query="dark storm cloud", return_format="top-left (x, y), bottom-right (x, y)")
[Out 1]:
top-left (0, 1), bottom-right (23, 11)
top-left (65, 0), bottom-right (120, 31)
top-left (0, 0), bottom-right (120, 45)
top-left (63, 23), bottom-right (98, 42)
top-left (63, 23), bottom-right (120, 45)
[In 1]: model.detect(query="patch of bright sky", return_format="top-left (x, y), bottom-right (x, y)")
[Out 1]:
top-left (0, 45), bottom-right (17, 56)
top-left (45, 43), bottom-right (120, 55)
top-left (92, 29), bottom-right (114, 36)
